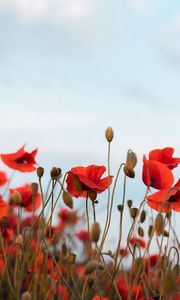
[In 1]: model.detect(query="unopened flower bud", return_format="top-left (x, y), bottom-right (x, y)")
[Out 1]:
top-left (126, 150), bottom-right (137, 170)
top-left (140, 210), bottom-right (146, 223)
top-left (21, 292), bottom-right (32, 300)
top-left (148, 225), bottom-right (153, 237)
top-left (50, 167), bottom-right (60, 179)
top-left (91, 222), bottom-right (100, 243)
top-left (132, 257), bottom-right (144, 275)
top-left (127, 199), bottom-right (133, 208)
top-left (37, 167), bottom-right (44, 178)
top-left (155, 213), bottom-right (164, 236)
top-left (63, 191), bottom-right (73, 209)
top-left (163, 230), bottom-right (169, 237)
top-left (61, 243), bottom-right (68, 257)
top-left (124, 167), bottom-right (135, 178)
top-left (130, 207), bottom-right (138, 219)
top-left (84, 260), bottom-right (98, 275)
top-left (105, 127), bottom-right (114, 143)
top-left (117, 204), bottom-right (123, 212)
top-left (9, 191), bottom-right (22, 205)
top-left (138, 226), bottom-right (144, 237)
top-left (31, 182), bottom-right (38, 194)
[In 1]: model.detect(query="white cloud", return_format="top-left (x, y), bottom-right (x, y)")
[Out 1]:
top-left (0, 0), bottom-right (95, 23)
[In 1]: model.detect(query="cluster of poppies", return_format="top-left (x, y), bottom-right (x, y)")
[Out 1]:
top-left (0, 144), bottom-right (179, 300)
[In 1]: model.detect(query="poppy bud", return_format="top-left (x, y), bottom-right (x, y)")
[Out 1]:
top-left (63, 191), bottom-right (73, 209)
top-left (98, 263), bottom-right (104, 270)
top-left (31, 182), bottom-right (38, 194)
top-left (166, 210), bottom-right (172, 220)
top-left (127, 199), bottom-right (133, 208)
top-left (138, 226), bottom-right (144, 237)
top-left (50, 167), bottom-right (60, 179)
top-left (88, 191), bottom-right (97, 202)
top-left (126, 150), bottom-right (137, 170)
top-left (117, 204), bottom-right (123, 212)
top-left (140, 210), bottom-right (146, 223)
top-left (21, 292), bottom-right (32, 300)
top-left (130, 207), bottom-right (138, 219)
top-left (73, 176), bottom-right (82, 192)
top-left (69, 253), bottom-right (76, 265)
top-left (105, 127), bottom-right (114, 142)
top-left (37, 167), bottom-right (44, 178)
top-left (91, 222), bottom-right (100, 243)
top-left (94, 200), bottom-right (99, 204)
top-left (155, 213), bottom-right (164, 236)
top-left (84, 260), bottom-right (98, 275)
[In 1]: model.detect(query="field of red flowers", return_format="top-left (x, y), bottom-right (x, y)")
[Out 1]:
top-left (0, 127), bottom-right (179, 300)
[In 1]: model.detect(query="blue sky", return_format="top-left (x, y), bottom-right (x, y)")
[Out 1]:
top-left (0, 0), bottom-right (180, 249)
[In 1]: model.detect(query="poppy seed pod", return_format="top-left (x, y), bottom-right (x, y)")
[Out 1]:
top-left (105, 127), bottom-right (114, 142)
top-left (155, 213), bottom-right (164, 236)
top-left (37, 167), bottom-right (44, 178)
top-left (130, 207), bottom-right (138, 219)
top-left (31, 182), bottom-right (38, 194)
top-left (63, 191), bottom-right (73, 209)
top-left (84, 260), bottom-right (98, 275)
top-left (91, 222), bottom-right (101, 243)
top-left (21, 292), bottom-right (32, 300)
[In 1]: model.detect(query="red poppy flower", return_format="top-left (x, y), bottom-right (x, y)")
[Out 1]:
top-left (66, 165), bottom-right (113, 198)
top-left (117, 276), bottom-right (128, 300)
top-left (149, 147), bottom-right (180, 170)
top-left (0, 195), bottom-right (8, 219)
top-left (119, 247), bottom-right (129, 257)
top-left (9, 184), bottom-right (41, 212)
top-left (146, 179), bottom-right (180, 212)
top-left (1, 145), bottom-right (38, 172)
top-left (91, 296), bottom-right (108, 300)
top-left (142, 155), bottom-right (174, 190)
top-left (75, 229), bottom-right (89, 243)
top-left (129, 236), bottom-right (146, 249)
top-left (0, 171), bottom-right (8, 187)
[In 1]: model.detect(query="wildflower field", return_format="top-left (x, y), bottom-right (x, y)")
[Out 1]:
top-left (0, 127), bottom-right (179, 300)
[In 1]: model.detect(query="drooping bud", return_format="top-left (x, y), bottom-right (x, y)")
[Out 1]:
top-left (37, 167), bottom-right (44, 178)
top-left (123, 167), bottom-right (135, 178)
top-left (130, 207), bottom-right (138, 219)
top-left (91, 222), bottom-right (100, 243)
top-left (84, 260), bottom-right (98, 275)
top-left (126, 150), bottom-right (137, 170)
top-left (63, 191), bottom-right (73, 209)
top-left (31, 182), bottom-right (38, 194)
top-left (155, 213), bottom-right (164, 236)
top-left (105, 127), bottom-right (114, 143)
top-left (50, 167), bottom-right (60, 179)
